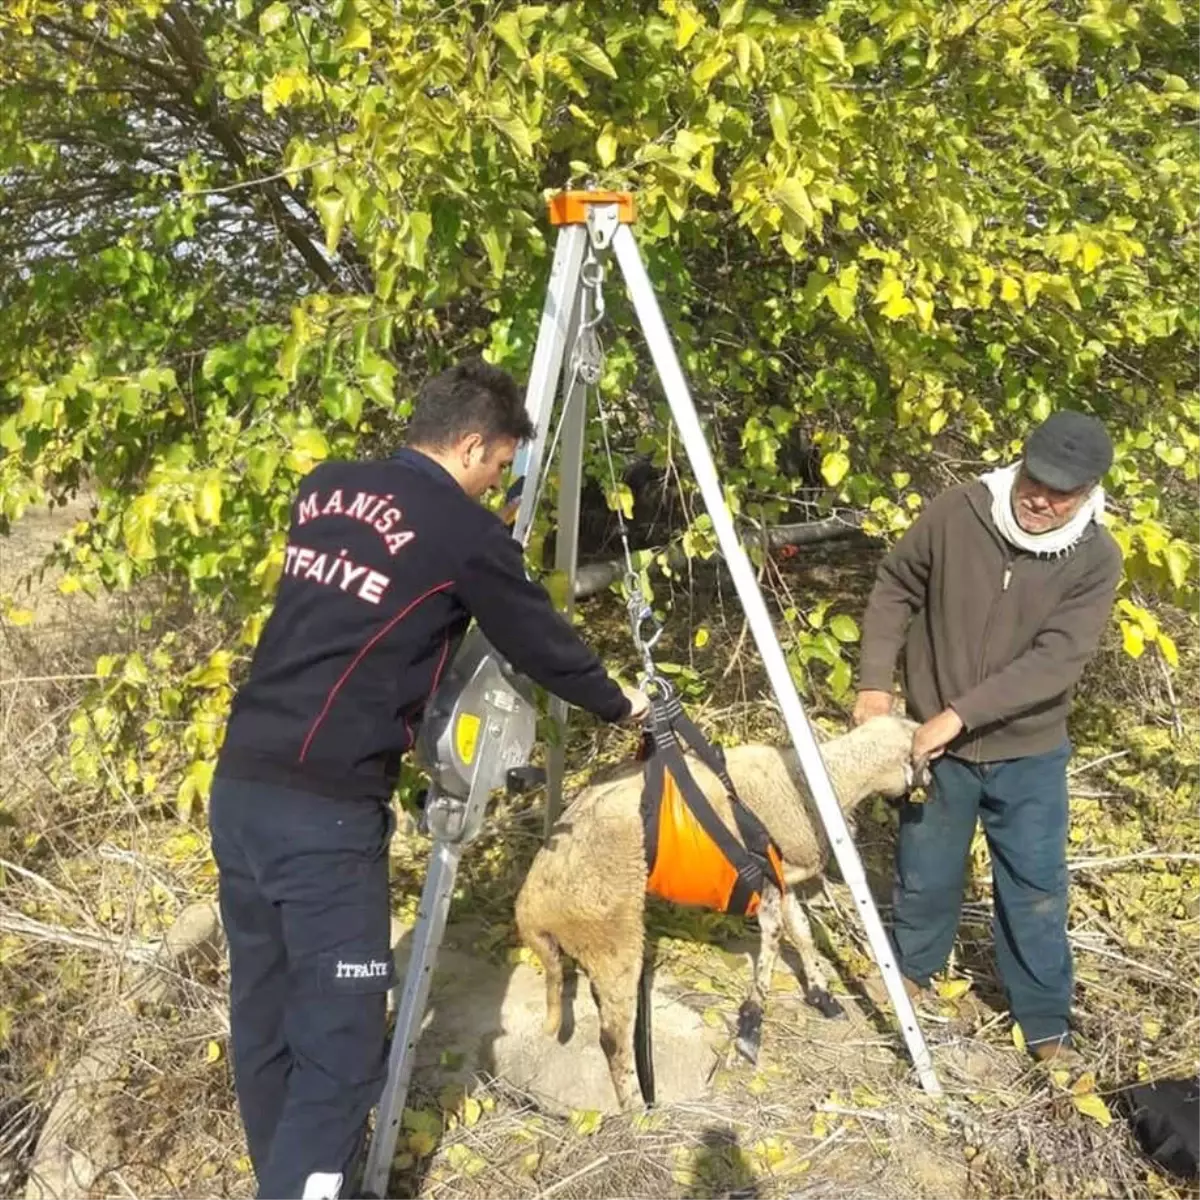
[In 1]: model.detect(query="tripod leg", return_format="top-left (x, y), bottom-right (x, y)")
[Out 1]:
top-left (361, 730), bottom-right (507, 1197)
top-left (609, 222), bottom-right (941, 1100)
top-left (545, 336), bottom-right (588, 838)
top-left (359, 840), bottom-right (461, 1198)
top-left (511, 223), bottom-right (588, 547)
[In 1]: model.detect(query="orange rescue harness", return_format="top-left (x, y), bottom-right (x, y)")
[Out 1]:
top-left (638, 693), bottom-right (786, 917)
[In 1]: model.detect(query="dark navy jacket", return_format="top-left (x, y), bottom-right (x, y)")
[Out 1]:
top-left (215, 448), bottom-right (629, 801)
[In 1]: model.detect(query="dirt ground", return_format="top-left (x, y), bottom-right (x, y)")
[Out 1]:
top-left (1, 494), bottom-right (1195, 1200)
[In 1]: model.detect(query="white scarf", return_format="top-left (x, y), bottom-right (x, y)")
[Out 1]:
top-left (979, 462), bottom-right (1105, 558)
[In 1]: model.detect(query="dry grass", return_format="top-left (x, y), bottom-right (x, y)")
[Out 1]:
top-left (1, 499), bottom-right (1197, 1200)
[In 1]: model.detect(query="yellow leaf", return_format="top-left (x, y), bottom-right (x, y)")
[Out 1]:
top-left (821, 450), bottom-right (850, 487)
top-left (4, 608), bottom-right (34, 627)
top-left (569, 1109), bottom-right (602, 1136)
top-left (694, 627), bottom-right (710, 648)
top-left (1080, 241), bottom-right (1104, 273)
top-left (882, 293), bottom-right (916, 320)
top-left (234, 1156), bottom-right (252, 1173)
top-left (1121, 621), bottom-right (1146, 658)
top-left (1000, 276), bottom-right (1022, 304)
top-left (340, 18), bottom-right (371, 52)
top-left (1072, 1071), bottom-right (1098, 1095)
top-left (596, 127), bottom-right (618, 167)
top-left (676, 6), bottom-right (701, 48)
top-left (463, 1097), bottom-right (482, 1127)
top-left (205, 1039), bottom-right (222, 1063)
top-left (1156, 632), bottom-right (1179, 669)
top-left (735, 32), bottom-right (752, 74)
top-left (519, 1151), bottom-right (541, 1174)
top-left (262, 66), bottom-right (308, 113)
top-left (1073, 1092), bottom-right (1113, 1127)
top-left (196, 474), bottom-right (223, 526)
top-left (934, 978), bottom-right (971, 1001)
top-left (1142, 1017), bottom-right (1163, 1040)
top-left (1055, 231), bottom-right (1080, 263)
top-left (1012, 1023), bottom-right (1027, 1052)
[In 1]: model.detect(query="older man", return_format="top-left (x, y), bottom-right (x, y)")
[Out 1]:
top-left (854, 410), bottom-right (1122, 1064)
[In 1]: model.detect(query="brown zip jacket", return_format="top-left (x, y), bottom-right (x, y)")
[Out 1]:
top-left (857, 480), bottom-right (1123, 763)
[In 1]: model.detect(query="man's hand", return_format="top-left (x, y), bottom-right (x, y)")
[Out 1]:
top-left (853, 689), bottom-right (894, 726)
top-left (621, 685), bottom-right (651, 723)
top-left (912, 707), bottom-right (964, 762)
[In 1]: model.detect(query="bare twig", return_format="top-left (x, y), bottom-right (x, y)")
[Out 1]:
top-left (1067, 851), bottom-right (1200, 871)
top-left (536, 1154), bottom-right (612, 1199)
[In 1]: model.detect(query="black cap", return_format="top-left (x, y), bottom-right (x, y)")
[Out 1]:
top-left (1023, 411), bottom-right (1113, 492)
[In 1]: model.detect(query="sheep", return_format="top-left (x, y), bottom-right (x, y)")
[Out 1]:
top-left (513, 713), bottom-right (929, 1113)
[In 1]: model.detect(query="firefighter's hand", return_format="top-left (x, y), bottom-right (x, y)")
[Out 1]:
top-left (852, 689), bottom-right (893, 726)
top-left (620, 685), bottom-right (651, 724)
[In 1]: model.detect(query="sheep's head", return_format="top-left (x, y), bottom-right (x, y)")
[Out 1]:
top-left (847, 714), bottom-right (932, 798)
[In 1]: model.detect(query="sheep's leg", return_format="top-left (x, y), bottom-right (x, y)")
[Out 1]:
top-left (580, 936), bottom-right (645, 1113)
top-left (528, 928), bottom-right (566, 1037)
top-left (735, 883), bottom-right (782, 1064)
top-left (780, 889), bottom-right (845, 1019)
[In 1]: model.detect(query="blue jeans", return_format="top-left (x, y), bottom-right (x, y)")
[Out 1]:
top-left (209, 778), bottom-right (396, 1198)
top-left (891, 742), bottom-right (1073, 1047)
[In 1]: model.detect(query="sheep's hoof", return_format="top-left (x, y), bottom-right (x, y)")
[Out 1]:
top-left (735, 1001), bottom-right (763, 1063)
top-left (806, 987), bottom-right (845, 1019)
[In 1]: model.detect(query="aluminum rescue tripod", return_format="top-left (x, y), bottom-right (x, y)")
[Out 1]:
top-left (360, 190), bottom-right (941, 1198)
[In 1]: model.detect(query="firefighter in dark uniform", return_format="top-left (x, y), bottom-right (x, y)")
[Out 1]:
top-left (208, 360), bottom-right (649, 1199)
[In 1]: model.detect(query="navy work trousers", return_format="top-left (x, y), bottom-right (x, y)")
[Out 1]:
top-left (209, 777), bottom-right (395, 1199)
top-left (890, 741), bottom-right (1074, 1048)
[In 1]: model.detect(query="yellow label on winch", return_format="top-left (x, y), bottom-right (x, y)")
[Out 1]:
top-left (455, 712), bottom-right (481, 765)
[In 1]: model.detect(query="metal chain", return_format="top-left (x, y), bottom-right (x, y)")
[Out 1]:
top-left (573, 245), bottom-right (666, 690)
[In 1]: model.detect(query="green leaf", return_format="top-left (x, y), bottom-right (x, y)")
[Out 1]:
top-left (286, 429), bottom-right (329, 475)
top-left (258, 1), bottom-right (289, 34)
top-left (493, 11), bottom-right (526, 59)
top-left (1166, 543), bottom-right (1191, 590)
top-left (947, 201), bottom-right (974, 248)
top-left (122, 493), bottom-right (159, 562)
top-left (0, 416), bottom-right (20, 452)
top-left (489, 112), bottom-right (534, 158)
top-left (315, 192), bottom-right (346, 255)
top-left (821, 451), bottom-right (850, 487)
top-left (776, 177), bottom-right (814, 227)
top-left (248, 448), bottom-right (280, 494)
top-left (848, 36), bottom-right (880, 66)
top-left (767, 94), bottom-right (793, 148)
top-left (830, 614), bottom-right (859, 643)
top-left (407, 210), bottom-right (432, 271)
top-left (569, 39), bottom-right (618, 79)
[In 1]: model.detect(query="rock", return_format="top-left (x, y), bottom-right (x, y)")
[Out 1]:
top-left (389, 922), bottom-right (721, 1116)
